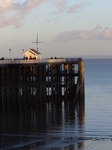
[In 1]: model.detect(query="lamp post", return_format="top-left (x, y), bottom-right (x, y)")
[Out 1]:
top-left (22, 49), bottom-right (24, 56)
top-left (9, 48), bottom-right (11, 59)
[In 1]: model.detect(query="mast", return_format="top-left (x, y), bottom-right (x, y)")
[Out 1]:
top-left (32, 33), bottom-right (43, 52)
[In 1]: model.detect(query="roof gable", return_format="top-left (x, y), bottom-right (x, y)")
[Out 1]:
top-left (30, 49), bottom-right (41, 54)
top-left (23, 48), bottom-right (41, 55)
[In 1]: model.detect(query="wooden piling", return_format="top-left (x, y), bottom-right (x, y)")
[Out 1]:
top-left (0, 58), bottom-right (84, 110)
top-left (78, 60), bottom-right (85, 103)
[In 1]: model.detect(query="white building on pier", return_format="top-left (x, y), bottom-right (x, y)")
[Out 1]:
top-left (23, 48), bottom-right (41, 60)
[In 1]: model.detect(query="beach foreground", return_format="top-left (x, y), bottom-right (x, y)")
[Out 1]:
top-left (0, 134), bottom-right (112, 149)
top-left (83, 140), bottom-right (112, 150)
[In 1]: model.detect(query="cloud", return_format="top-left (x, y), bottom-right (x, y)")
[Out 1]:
top-left (54, 25), bottom-right (112, 41)
top-left (0, 0), bottom-right (13, 15)
top-left (54, 0), bottom-right (67, 12)
top-left (0, 0), bottom-right (50, 28)
top-left (68, 2), bottom-right (88, 13)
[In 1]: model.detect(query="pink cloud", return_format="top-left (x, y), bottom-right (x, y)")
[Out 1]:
top-left (68, 2), bottom-right (88, 13)
top-left (54, 0), bottom-right (67, 12)
top-left (0, 0), bottom-right (50, 28)
top-left (0, 0), bottom-right (12, 8)
top-left (54, 25), bottom-right (112, 41)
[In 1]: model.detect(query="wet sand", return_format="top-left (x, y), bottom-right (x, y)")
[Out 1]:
top-left (43, 139), bottom-right (112, 150)
top-left (0, 134), bottom-right (112, 150)
top-left (46, 139), bottom-right (112, 150)
top-left (84, 140), bottom-right (112, 150)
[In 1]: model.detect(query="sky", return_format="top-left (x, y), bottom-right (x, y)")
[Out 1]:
top-left (0, 0), bottom-right (112, 58)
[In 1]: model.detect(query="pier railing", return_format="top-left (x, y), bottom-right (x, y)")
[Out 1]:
top-left (0, 58), bottom-right (82, 65)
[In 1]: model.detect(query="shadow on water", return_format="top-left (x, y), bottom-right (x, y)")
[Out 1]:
top-left (0, 58), bottom-right (86, 148)
top-left (0, 99), bottom-right (85, 149)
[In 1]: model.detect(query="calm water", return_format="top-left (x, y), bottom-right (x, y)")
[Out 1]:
top-left (85, 58), bottom-right (112, 139)
top-left (0, 58), bottom-right (112, 149)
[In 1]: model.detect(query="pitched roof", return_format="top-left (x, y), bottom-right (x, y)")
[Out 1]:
top-left (29, 48), bottom-right (41, 54)
top-left (23, 48), bottom-right (41, 55)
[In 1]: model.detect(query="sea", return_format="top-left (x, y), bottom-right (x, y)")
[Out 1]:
top-left (0, 58), bottom-right (112, 149)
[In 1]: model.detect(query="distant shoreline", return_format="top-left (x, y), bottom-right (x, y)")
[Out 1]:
top-left (82, 55), bottom-right (112, 59)
top-left (59, 55), bottom-right (112, 59)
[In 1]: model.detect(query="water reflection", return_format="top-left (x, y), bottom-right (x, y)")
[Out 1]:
top-left (0, 100), bottom-right (85, 149)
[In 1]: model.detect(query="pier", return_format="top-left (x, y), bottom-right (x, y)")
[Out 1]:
top-left (0, 58), bottom-right (84, 111)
